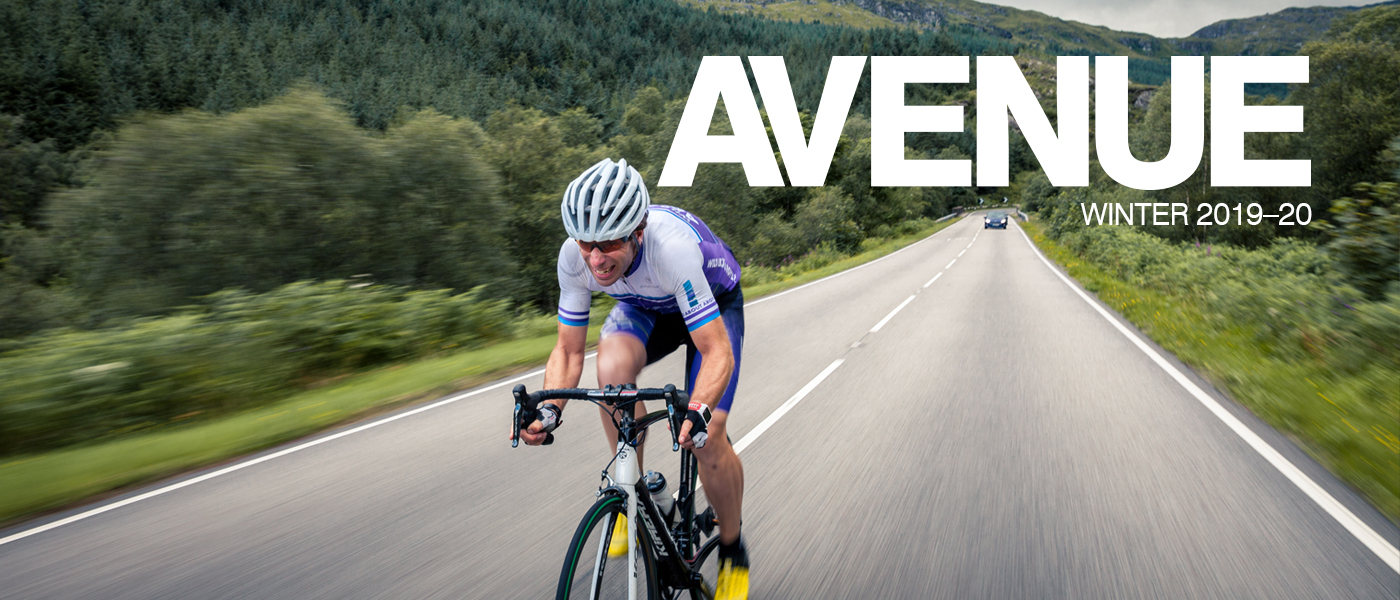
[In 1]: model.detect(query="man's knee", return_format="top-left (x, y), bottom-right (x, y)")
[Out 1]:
top-left (597, 335), bottom-right (646, 384)
top-left (693, 415), bottom-right (736, 470)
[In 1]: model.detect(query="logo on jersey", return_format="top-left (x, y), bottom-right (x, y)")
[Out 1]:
top-left (682, 280), bottom-right (699, 307)
top-left (707, 257), bottom-right (737, 282)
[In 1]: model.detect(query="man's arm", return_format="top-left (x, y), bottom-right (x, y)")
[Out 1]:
top-left (678, 316), bottom-right (733, 447)
top-left (516, 322), bottom-right (587, 446)
top-left (544, 322), bottom-right (588, 394)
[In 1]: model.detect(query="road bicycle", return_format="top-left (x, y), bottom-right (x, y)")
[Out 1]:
top-left (512, 383), bottom-right (721, 599)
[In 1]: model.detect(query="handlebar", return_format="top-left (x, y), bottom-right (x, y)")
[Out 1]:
top-left (511, 383), bottom-right (689, 448)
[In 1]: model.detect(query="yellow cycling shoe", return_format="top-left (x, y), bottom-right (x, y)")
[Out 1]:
top-left (714, 535), bottom-right (750, 600)
top-left (715, 558), bottom-right (749, 600)
top-left (607, 515), bottom-right (630, 558)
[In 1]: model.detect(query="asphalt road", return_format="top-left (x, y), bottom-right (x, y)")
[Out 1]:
top-left (2, 214), bottom-right (1397, 599)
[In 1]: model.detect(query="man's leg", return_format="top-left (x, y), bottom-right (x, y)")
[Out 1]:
top-left (692, 411), bottom-right (744, 545)
top-left (597, 333), bottom-right (649, 463)
top-left (686, 287), bottom-right (746, 546)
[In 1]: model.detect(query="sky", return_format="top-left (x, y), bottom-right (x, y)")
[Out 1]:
top-left (984, 0), bottom-right (1373, 37)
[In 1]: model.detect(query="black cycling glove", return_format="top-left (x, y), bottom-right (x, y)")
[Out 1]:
top-left (536, 404), bottom-right (562, 433)
top-left (685, 402), bottom-right (711, 449)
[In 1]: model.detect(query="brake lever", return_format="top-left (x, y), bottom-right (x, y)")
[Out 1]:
top-left (512, 385), bottom-right (557, 447)
top-left (511, 384), bottom-right (527, 448)
top-left (664, 384), bottom-right (681, 451)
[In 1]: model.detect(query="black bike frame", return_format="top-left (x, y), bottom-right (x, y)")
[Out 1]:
top-left (621, 408), bottom-right (714, 592)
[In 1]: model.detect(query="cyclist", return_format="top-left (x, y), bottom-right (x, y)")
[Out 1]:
top-left (516, 157), bottom-right (749, 599)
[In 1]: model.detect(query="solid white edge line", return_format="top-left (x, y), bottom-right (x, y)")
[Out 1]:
top-left (1013, 223), bottom-right (1400, 574)
top-left (924, 272), bottom-right (943, 288)
top-left (870, 295), bottom-right (916, 333)
top-left (0, 353), bottom-right (599, 547)
top-left (732, 360), bottom-right (844, 455)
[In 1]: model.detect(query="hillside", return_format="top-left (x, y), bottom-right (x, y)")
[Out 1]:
top-left (677, 0), bottom-right (1399, 85)
top-left (0, 0), bottom-right (1001, 152)
top-left (1190, 0), bottom-right (1400, 55)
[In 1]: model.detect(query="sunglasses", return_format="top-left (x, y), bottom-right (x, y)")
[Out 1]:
top-left (576, 234), bottom-right (636, 253)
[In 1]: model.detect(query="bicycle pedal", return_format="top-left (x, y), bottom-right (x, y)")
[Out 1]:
top-left (697, 507), bottom-right (717, 537)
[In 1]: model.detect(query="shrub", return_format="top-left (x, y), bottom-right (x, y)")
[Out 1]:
top-left (1036, 190), bottom-right (1398, 378)
top-left (0, 280), bottom-right (517, 455)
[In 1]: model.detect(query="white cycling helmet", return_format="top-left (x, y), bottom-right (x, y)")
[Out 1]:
top-left (562, 158), bottom-right (650, 242)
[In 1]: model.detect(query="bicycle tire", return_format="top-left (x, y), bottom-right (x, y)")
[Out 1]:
top-left (557, 492), bottom-right (662, 600)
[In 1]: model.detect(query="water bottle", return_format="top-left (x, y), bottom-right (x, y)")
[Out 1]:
top-left (644, 471), bottom-right (675, 523)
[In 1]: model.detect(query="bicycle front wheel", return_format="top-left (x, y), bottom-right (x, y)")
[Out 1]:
top-left (557, 492), bottom-right (661, 600)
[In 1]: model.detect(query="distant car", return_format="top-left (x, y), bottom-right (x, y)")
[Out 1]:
top-left (984, 211), bottom-right (1008, 229)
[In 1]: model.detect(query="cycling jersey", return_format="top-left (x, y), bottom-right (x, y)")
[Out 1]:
top-left (556, 205), bottom-right (742, 330)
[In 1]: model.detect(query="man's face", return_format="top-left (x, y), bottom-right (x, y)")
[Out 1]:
top-left (578, 231), bottom-right (640, 286)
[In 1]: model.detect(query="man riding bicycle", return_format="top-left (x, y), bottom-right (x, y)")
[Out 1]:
top-left (516, 157), bottom-right (749, 599)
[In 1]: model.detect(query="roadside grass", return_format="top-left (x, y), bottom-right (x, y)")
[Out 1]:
top-left (1021, 220), bottom-right (1400, 525)
top-left (0, 333), bottom-right (578, 527)
top-left (0, 216), bottom-right (964, 527)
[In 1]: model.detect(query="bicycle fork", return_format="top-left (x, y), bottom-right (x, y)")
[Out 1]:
top-left (606, 441), bottom-right (699, 599)
top-left (615, 440), bottom-right (642, 600)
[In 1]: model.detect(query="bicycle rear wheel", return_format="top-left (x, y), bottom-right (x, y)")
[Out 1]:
top-left (558, 492), bottom-right (661, 600)
top-left (685, 535), bottom-right (720, 600)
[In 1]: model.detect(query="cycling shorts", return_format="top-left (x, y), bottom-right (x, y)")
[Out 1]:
top-left (600, 287), bottom-right (744, 413)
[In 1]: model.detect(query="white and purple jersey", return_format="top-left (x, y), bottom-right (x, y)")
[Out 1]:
top-left (557, 205), bottom-right (741, 331)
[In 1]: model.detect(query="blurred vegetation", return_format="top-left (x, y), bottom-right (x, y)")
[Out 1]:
top-left (1040, 187), bottom-right (1399, 378)
top-left (1323, 180), bottom-right (1400, 302)
top-left (36, 87), bottom-right (509, 326)
top-left (0, 279), bottom-right (529, 455)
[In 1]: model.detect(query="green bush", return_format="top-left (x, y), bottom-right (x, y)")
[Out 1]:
top-left (740, 264), bottom-right (781, 288)
top-left (787, 242), bottom-right (847, 273)
top-left (1038, 191), bottom-right (1398, 376)
top-left (0, 280), bottom-right (518, 455)
top-left (1325, 181), bottom-right (1400, 301)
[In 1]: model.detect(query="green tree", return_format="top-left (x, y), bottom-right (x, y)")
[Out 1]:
top-left (483, 104), bottom-right (608, 309)
top-left (794, 187), bottom-right (861, 251)
top-left (0, 115), bottom-right (72, 228)
top-left (45, 86), bottom-right (508, 322)
top-left (0, 224), bottom-right (81, 338)
top-left (1017, 170), bottom-right (1053, 212)
top-left (1292, 6), bottom-right (1400, 209)
top-left (556, 107), bottom-right (604, 149)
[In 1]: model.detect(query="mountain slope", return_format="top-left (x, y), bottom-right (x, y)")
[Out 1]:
top-left (677, 0), bottom-right (1398, 85)
top-left (1190, 0), bottom-right (1400, 56)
